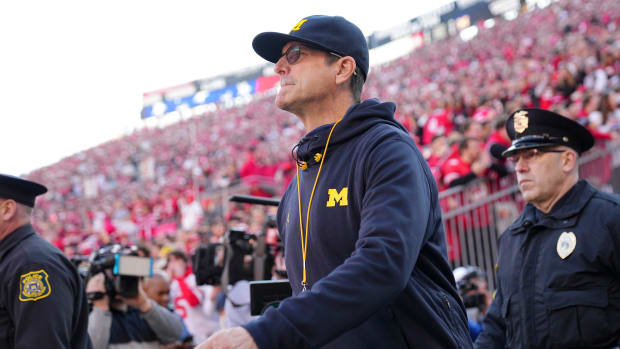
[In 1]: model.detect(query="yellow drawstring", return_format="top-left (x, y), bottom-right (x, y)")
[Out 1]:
top-left (296, 119), bottom-right (342, 291)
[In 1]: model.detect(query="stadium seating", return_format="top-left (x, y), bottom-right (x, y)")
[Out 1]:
top-left (26, 0), bottom-right (620, 257)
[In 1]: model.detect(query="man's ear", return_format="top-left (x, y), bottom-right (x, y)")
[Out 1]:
top-left (0, 200), bottom-right (17, 222)
top-left (562, 149), bottom-right (578, 174)
top-left (335, 56), bottom-right (356, 85)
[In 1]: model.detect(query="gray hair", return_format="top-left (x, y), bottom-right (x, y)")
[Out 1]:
top-left (325, 54), bottom-right (365, 103)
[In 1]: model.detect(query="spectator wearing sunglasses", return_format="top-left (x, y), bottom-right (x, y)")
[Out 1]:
top-left (476, 108), bottom-right (620, 348)
top-left (200, 15), bottom-right (472, 349)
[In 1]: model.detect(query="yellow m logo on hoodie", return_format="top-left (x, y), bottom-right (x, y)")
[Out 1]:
top-left (326, 187), bottom-right (348, 207)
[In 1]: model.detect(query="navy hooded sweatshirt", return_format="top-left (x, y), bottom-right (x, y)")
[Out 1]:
top-left (243, 99), bottom-right (473, 349)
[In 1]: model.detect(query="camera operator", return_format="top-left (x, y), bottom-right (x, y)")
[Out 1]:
top-left (221, 226), bottom-right (259, 328)
top-left (86, 247), bottom-right (183, 349)
top-left (192, 208), bottom-right (281, 329)
top-left (224, 217), bottom-right (281, 328)
top-left (453, 266), bottom-right (492, 341)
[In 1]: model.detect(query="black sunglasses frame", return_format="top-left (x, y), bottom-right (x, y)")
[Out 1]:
top-left (279, 45), bottom-right (357, 76)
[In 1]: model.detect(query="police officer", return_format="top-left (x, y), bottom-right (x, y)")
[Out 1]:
top-left (475, 109), bottom-right (620, 348)
top-left (0, 174), bottom-right (92, 348)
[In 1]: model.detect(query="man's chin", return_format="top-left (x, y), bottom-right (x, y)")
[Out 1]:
top-left (275, 96), bottom-right (292, 112)
top-left (520, 188), bottom-right (536, 202)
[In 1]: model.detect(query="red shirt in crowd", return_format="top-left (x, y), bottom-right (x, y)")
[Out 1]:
top-left (423, 109), bottom-right (453, 145)
top-left (440, 153), bottom-right (472, 188)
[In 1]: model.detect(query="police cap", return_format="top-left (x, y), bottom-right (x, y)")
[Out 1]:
top-left (502, 108), bottom-right (594, 157)
top-left (0, 173), bottom-right (47, 208)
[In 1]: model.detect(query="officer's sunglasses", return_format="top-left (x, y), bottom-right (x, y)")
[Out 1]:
top-left (280, 45), bottom-right (358, 76)
top-left (506, 148), bottom-right (566, 164)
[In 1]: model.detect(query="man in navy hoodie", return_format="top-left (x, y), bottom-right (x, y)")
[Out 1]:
top-left (199, 15), bottom-right (472, 349)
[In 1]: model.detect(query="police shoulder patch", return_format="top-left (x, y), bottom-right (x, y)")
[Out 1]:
top-left (19, 269), bottom-right (52, 302)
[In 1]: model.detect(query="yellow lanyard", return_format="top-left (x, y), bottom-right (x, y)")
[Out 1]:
top-left (296, 119), bottom-right (341, 291)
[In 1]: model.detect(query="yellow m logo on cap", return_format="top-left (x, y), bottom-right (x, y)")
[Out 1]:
top-left (291, 19), bottom-right (308, 31)
top-left (326, 187), bottom-right (348, 207)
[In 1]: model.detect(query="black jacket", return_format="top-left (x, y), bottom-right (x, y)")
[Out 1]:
top-left (0, 224), bottom-right (92, 349)
top-left (476, 180), bottom-right (620, 348)
top-left (244, 99), bottom-right (472, 349)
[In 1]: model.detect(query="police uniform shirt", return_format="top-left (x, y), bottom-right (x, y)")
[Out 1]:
top-left (476, 181), bottom-right (620, 348)
top-left (0, 224), bottom-right (92, 349)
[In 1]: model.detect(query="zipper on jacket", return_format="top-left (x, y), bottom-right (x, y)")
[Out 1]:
top-left (443, 295), bottom-right (452, 310)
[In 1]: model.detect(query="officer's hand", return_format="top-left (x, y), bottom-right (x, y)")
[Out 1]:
top-left (86, 273), bottom-right (109, 311)
top-left (122, 279), bottom-right (153, 313)
top-left (196, 327), bottom-right (258, 349)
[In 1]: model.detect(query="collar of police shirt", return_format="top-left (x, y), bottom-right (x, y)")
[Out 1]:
top-left (0, 223), bottom-right (35, 261)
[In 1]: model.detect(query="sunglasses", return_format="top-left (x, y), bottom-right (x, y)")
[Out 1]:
top-left (279, 45), bottom-right (358, 76)
top-left (506, 148), bottom-right (566, 164)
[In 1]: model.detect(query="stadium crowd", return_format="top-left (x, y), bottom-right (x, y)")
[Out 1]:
top-left (18, 0), bottom-right (620, 343)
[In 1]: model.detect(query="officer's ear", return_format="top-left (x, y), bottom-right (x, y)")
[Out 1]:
top-left (561, 148), bottom-right (578, 174)
top-left (0, 199), bottom-right (18, 222)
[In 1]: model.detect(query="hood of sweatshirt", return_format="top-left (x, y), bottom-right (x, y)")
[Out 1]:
top-left (293, 98), bottom-right (404, 164)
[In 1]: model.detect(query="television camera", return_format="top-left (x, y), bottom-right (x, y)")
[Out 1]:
top-left (192, 194), bottom-right (291, 315)
top-left (80, 244), bottom-right (154, 301)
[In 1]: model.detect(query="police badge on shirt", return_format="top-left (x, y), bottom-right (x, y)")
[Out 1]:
top-left (19, 269), bottom-right (52, 302)
top-left (556, 232), bottom-right (577, 259)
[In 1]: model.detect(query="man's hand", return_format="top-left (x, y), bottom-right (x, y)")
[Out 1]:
top-left (196, 327), bottom-right (258, 349)
top-left (122, 280), bottom-right (153, 313)
top-left (85, 273), bottom-right (109, 311)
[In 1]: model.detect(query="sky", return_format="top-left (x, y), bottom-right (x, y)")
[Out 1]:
top-left (1, 0), bottom-right (453, 176)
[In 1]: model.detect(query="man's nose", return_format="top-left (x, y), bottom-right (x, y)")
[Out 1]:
top-left (515, 157), bottom-right (529, 172)
top-left (274, 56), bottom-right (289, 76)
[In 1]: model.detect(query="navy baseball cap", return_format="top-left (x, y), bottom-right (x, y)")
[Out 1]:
top-left (252, 15), bottom-right (369, 80)
top-left (0, 174), bottom-right (47, 208)
top-left (503, 108), bottom-right (594, 157)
